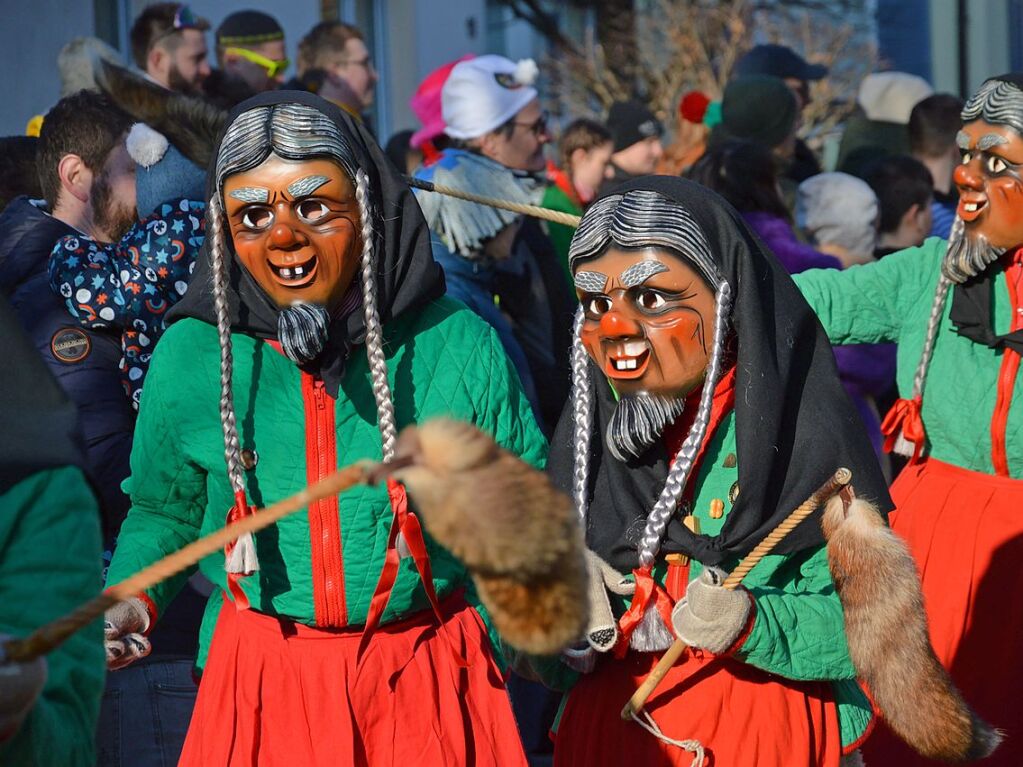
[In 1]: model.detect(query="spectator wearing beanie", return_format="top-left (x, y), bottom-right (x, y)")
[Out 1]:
top-left (836, 71), bottom-right (933, 177)
top-left (735, 44), bottom-right (828, 182)
top-left (414, 54), bottom-right (574, 438)
top-left (600, 99), bottom-right (664, 192)
top-left (204, 10), bottom-right (287, 108)
top-left (797, 172), bottom-right (879, 268)
top-left (714, 75), bottom-right (800, 208)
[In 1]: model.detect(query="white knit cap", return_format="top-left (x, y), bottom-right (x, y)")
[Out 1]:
top-left (857, 72), bottom-right (934, 124)
top-left (442, 54), bottom-right (539, 139)
top-left (797, 172), bottom-right (879, 257)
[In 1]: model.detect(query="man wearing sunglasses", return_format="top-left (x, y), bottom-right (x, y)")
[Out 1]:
top-left (130, 3), bottom-right (211, 97)
top-left (204, 10), bottom-right (287, 108)
top-left (294, 22), bottom-right (378, 120)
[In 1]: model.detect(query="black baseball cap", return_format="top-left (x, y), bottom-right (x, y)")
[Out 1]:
top-left (736, 44), bottom-right (827, 82)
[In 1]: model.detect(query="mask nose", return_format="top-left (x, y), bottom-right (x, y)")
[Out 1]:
top-left (599, 309), bottom-right (641, 338)
top-left (954, 160), bottom-right (983, 191)
top-left (269, 221), bottom-right (306, 249)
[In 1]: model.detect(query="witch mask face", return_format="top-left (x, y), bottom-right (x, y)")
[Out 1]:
top-left (223, 155), bottom-right (362, 310)
top-left (576, 247), bottom-right (716, 398)
top-left (953, 120), bottom-right (1023, 251)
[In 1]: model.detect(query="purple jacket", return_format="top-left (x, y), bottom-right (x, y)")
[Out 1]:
top-left (743, 211), bottom-right (896, 457)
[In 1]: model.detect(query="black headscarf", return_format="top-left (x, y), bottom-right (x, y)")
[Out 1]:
top-left (168, 90), bottom-right (445, 394)
top-left (548, 176), bottom-right (893, 572)
top-left (0, 294), bottom-right (84, 493)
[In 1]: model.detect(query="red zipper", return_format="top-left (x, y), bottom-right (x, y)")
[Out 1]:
top-left (302, 372), bottom-right (347, 626)
top-left (990, 251), bottom-right (1023, 477)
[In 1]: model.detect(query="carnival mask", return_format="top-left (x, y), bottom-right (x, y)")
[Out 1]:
top-left (223, 155), bottom-right (362, 310)
top-left (575, 247), bottom-right (716, 399)
top-left (954, 120), bottom-right (1023, 251)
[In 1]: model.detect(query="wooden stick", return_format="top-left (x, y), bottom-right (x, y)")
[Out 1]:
top-left (2, 462), bottom-right (374, 664)
top-left (407, 176), bottom-right (583, 227)
top-left (620, 468), bottom-right (852, 721)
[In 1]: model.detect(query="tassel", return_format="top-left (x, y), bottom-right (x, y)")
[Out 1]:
top-left (881, 396), bottom-right (926, 463)
top-left (224, 492), bottom-right (260, 575)
top-left (226, 531), bottom-right (260, 574)
top-left (630, 605), bottom-right (675, 652)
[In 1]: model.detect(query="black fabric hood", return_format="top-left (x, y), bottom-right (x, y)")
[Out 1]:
top-left (548, 176), bottom-right (893, 571)
top-left (168, 90), bottom-right (445, 392)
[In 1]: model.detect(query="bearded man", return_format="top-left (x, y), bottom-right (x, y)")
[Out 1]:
top-left (0, 90), bottom-right (137, 545)
top-left (100, 91), bottom-right (547, 766)
top-left (796, 74), bottom-right (1023, 765)
top-left (541, 178), bottom-right (892, 766)
top-left (129, 3), bottom-right (211, 96)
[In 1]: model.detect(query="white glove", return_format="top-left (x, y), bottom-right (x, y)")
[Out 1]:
top-left (670, 567), bottom-right (752, 654)
top-left (0, 636), bottom-right (47, 742)
top-left (104, 598), bottom-right (152, 671)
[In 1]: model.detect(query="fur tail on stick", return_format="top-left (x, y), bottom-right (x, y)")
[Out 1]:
top-left (822, 493), bottom-right (1001, 762)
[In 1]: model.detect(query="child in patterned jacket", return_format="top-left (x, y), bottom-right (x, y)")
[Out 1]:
top-left (49, 123), bottom-right (205, 409)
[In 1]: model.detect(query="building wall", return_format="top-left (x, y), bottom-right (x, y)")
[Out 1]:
top-left (1, 0), bottom-right (96, 135)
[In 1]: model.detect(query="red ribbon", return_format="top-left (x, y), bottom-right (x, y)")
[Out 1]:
top-left (357, 478), bottom-right (467, 667)
top-left (614, 566), bottom-right (676, 658)
top-left (225, 489), bottom-right (255, 611)
top-left (880, 396), bottom-right (926, 464)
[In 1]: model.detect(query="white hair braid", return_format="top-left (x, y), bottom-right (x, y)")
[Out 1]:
top-left (208, 195), bottom-right (246, 496)
top-left (570, 306), bottom-right (594, 521)
top-left (354, 168), bottom-right (397, 461)
top-left (910, 275), bottom-right (951, 400)
top-left (637, 281), bottom-right (732, 568)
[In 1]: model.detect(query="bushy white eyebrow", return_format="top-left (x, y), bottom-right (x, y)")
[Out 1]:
top-left (956, 130), bottom-right (971, 149)
top-left (978, 133), bottom-right (1010, 151)
top-left (228, 187), bottom-right (269, 203)
top-left (620, 259), bottom-right (669, 288)
top-left (287, 175), bottom-right (331, 198)
top-left (574, 271), bottom-right (608, 293)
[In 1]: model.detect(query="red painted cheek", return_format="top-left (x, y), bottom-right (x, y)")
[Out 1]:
top-left (991, 180), bottom-right (1023, 229)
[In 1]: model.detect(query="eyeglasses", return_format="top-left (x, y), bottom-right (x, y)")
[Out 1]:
top-left (512, 110), bottom-right (549, 138)
top-left (339, 55), bottom-right (375, 72)
top-left (225, 47), bottom-right (290, 78)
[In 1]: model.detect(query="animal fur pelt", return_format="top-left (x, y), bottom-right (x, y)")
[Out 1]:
top-left (392, 419), bottom-right (588, 655)
top-left (91, 57), bottom-right (225, 169)
top-left (821, 492), bottom-right (1001, 762)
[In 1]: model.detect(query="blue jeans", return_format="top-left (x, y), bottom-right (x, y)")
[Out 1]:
top-left (96, 658), bottom-right (198, 767)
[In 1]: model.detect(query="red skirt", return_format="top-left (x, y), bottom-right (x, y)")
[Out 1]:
top-left (177, 594), bottom-right (528, 767)
top-left (554, 648), bottom-right (842, 767)
top-left (862, 458), bottom-right (1023, 766)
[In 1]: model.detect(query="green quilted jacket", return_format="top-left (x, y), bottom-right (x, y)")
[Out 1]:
top-left (541, 402), bottom-right (872, 750)
top-left (0, 467), bottom-right (103, 767)
top-left (795, 238), bottom-right (1023, 477)
top-left (105, 297), bottom-right (547, 668)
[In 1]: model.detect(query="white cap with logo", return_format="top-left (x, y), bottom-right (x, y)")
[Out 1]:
top-left (442, 54), bottom-right (539, 140)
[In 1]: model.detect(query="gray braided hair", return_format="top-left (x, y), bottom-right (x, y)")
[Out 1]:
top-left (570, 306), bottom-right (593, 521)
top-left (355, 168), bottom-right (397, 460)
top-left (207, 195), bottom-right (246, 497)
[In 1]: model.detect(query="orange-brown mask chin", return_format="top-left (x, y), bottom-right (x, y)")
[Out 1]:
top-left (222, 154), bottom-right (363, 310)
top-left (575, 247), bottom-right (716, 399)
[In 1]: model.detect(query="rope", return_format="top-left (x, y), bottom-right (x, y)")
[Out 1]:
top-left (630, 710), bottom-right (705, 767)
top-left (407, 175), bottom-right (582, 227)
top-left (621, 467), bottom-right (853, 722)
top-left (1, 462), bottom-right (372, 664)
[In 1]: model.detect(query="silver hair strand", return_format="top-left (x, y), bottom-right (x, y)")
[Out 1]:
top-left (208, 195), bottom-right (246, 496)
top-left (570, 306), bottom-right (594, 521)
top-left (355, 168), bottom-right (398, 461)
top-left (911, 275), bottom-right (951, 400)
top-left (637, 280), bottom-right (732, 568)
top-left (962, 79), bottom-right (1023, 136)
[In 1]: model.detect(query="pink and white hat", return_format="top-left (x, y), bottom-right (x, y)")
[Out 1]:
top-left (410, 55), bottom-right (475, 149)
top-left (441, 55), bottom-right (539, 140)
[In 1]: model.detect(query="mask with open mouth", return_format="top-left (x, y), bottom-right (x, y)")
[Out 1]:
top-left (223, 155), bottom-right (363, 311)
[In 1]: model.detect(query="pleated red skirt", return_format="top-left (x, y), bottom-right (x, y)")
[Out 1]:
top-left (177, 594), bottom-right (528, 767)
top-left (554, 648), bottom-right (842, 767)
top-left (861, 458), bottom-right (1023, 766)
